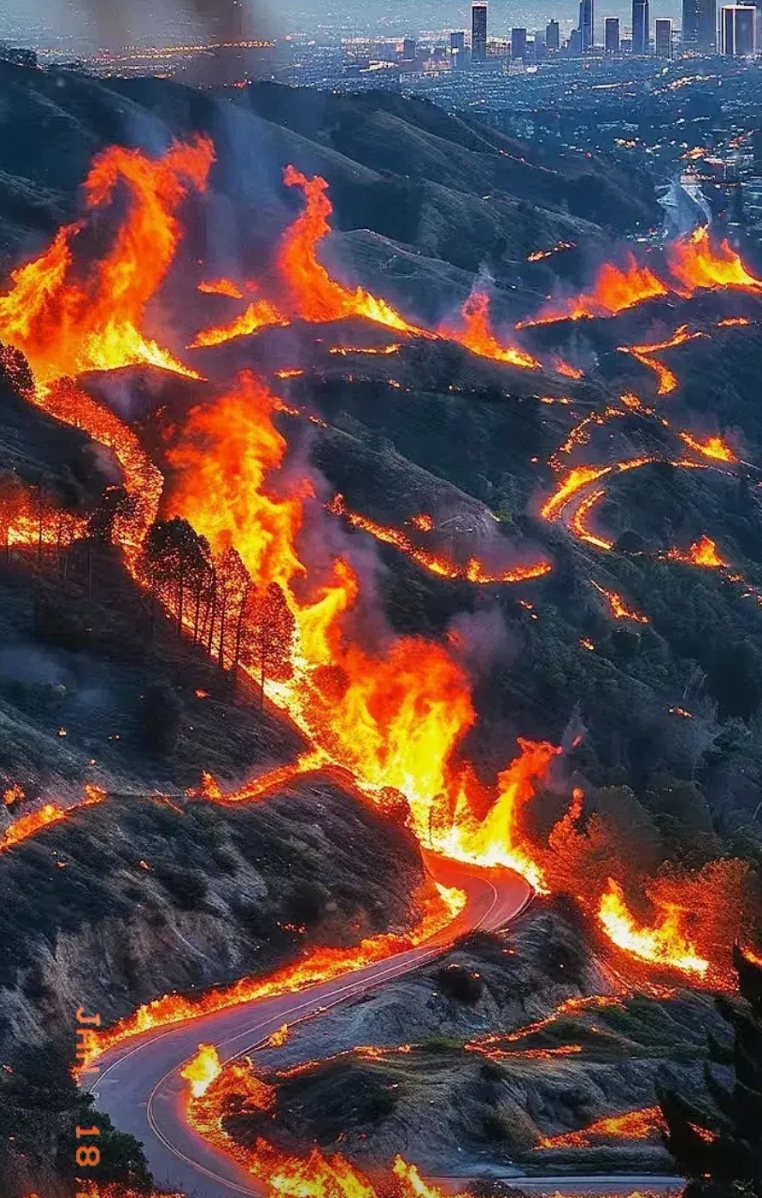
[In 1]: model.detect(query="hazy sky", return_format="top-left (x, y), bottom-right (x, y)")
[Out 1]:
top-left (1, 0), bottom-right (680, 47)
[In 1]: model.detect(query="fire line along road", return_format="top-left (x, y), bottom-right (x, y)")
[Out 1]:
top-left (91, 859), bottom-right (528, 1197)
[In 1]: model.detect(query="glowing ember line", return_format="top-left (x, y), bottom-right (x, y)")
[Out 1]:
top-left (198, 278), bottom-right (244, 299)
top-left (0, 784), bottom-right (106, 853)
top-left (189, 750), bottom-right (328, 804)
top-left (329, 344), bottom-right (402, 357)
top-left (182, 1042), bottom-right (467, 1198)
top-left (626, 349), bottom-right (679, 396)
top-left (678, 431), bottom-right (738, 463)
top-left (591, 580), bottom-right (649, 623)
top-left (540, 465), bottom-right (613, 522)
top-left (568, 489), bottom-right (613, 551)
top-left (328, 494), bottom-right (551, 585)
top-left (78, 882), bottom-right (465, 1069)
top-left (527, 240), bottom-right (576, 262)
top-left (538, 1106), bottom-right (665, 1148)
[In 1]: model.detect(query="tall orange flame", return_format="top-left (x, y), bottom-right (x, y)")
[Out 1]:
top-left (278, 167), bottom-right (425, 334)
top-left (598, 877), bottom-right (710, 977)
top-left (0, 136), bottom-right (214, 383)
top-left (522, 253), bottom-right (670, 325)
top-left (440, 290), bottom-right (540, 369)
top-left (668, 226), bottom-right (762, 293)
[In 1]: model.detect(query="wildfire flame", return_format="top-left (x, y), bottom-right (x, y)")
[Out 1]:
top-left (0, 783), bottom-right (105, 854)
top-left (524, 229), bottom-right (762, 327)
top-left (190, 168), bottom-right (543, 371)
top-left (591, 580), bottom-right (649, 624)
top-left (668, 225), bottom-right (762, 293)
top-left (667, 535), bottom-right (728, 568)
top-left (440, 290), bottom-right (540, 370)
top-left (0, 130), bottom-right (754, 1062)
top-left (538, 1105), bottom-right (664, 1149)
top-left (522, 253), bottom-right (670, 325)
top-left (181, 1043), bottom-right (466, 1198)
top-left (278, 166), bottom-right (425, 335)
top-left (189, 297), bottom-right (290, 348)
top-left (0, 137), bottom-right (214, 383)
top-left (598, 878), bottom-right (710, 977)
top-left (198, 278), bottom-right (244, 299)
top-left (678, 432), bottom-right (738, 463)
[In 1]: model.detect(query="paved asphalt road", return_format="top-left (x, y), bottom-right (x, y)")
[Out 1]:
top-left (90, 858), bottom-right (680, 1197)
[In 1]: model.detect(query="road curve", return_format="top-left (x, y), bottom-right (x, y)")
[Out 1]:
top-left (92, 858), bottom-right (530, 1198)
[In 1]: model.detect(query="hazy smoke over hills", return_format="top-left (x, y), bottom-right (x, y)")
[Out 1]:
top-left (79, 0), bottom-right (277, 47)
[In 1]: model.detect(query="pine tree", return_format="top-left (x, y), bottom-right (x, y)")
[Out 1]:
top-left (240, 582), bottom-right (295, 705)
top-left (657, 946), bottom-right (762, 1198)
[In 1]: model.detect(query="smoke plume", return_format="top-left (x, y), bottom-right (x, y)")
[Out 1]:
top-left (78, 0), bottom-right (278, 49)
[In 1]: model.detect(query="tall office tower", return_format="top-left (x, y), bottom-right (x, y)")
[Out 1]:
top-left (579, 0), bottom-right (595, 49)
top-left (569, 27), bottom-right (583, 51)
top-left (402, 37), bottom-right (417, 60)
top-left (696, 0), bottom-right (718, 47)
top-left (450, 30), bottom-right (466, 53)
top-left (632, 0), bottom-right (650, 51)
top-left (682, 0), bottom-right (700, 42)
top-left (655, 17), bottom-right (673, 52)
top-left (605, 16), bottom-right (621, 50)
top-left (472, 3), bottom-right (488, 60)
top-left (722, 4), bottom-right (756, 52)
top-left (546, 18), bottom-right (561, 49)
top-left (534, 30), bottom-right (547, 57)
top-left (511, 26), bottom-right (528, 57)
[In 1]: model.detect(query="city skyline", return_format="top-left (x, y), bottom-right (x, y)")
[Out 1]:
top-left (0, 0), bottom-right (758, 59)
top-left (0, 0), bottom-right (701, 47)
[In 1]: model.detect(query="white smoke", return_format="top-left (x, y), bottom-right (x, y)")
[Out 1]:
top-left (658, 177), bottom-right (713, 241)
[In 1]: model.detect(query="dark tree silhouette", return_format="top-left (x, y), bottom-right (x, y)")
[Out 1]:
top-left (657, 945), bottom-right (762, 1198)
top-left (0, 471), bottom-right (26, 559)
top-left (87, 485), bottom-right (137, 545)
top-left (240, 582), bottom-right (296, 704)
top-left (139, 518), bottom-right (211, 642)
top-left (214, 545), bottom-right (250, 671)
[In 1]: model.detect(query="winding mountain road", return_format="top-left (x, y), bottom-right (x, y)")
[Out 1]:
top-left (91, 858), bottom-right (529, 1198)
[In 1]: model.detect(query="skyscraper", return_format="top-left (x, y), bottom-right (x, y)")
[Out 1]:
top-left (450, 30), bottom-right (466, 53)
top-left (512, 26), bottom-right (528, 57)
top-left (579, 0), bottom-right (595, 49)
top-left (697, 0), bottom-right (719, 47)
top-left (655, 16), bottom-right (673, 52)
top-left (605, 16), bottom-right (621, 50)
top-left (402, 38), bottom-right (417, 60)
top-left (682, 0), bottom-right (700, 43)
top-left (721, 3), bottom-right (756, 52)
top-left (546, 18), bottom-right (561, 49)
top-left (632, 0), bottom-right (650, 51)
top-left (472, 4), bottom-right (488, 60)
